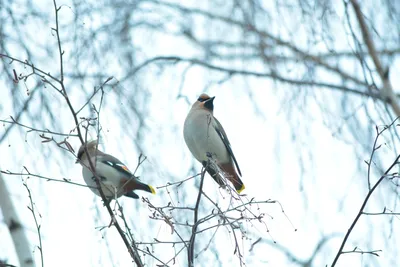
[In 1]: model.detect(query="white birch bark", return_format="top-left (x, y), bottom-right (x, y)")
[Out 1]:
top-left (0, 174), bottom-right (35, 267)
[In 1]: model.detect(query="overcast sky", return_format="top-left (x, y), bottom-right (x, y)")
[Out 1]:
top-left (1, 0), bottom-right (400, 266)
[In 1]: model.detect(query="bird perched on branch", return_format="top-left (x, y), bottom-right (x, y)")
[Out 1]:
top-left (76, 140), bottom-right (155, 199)
top-left (183, 93), bottom-right (245, 193)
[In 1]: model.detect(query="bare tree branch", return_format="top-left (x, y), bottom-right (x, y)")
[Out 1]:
top-left (23, 181), bottom-right (43, 267)
top-left (349, 0), bottom-right (400, 116)
top-left (187, 167), bottom-right (206, 267)
top-left (131, 56), bottom-right (381, 100)
top-left (331, 119), bottom-right (400, 266)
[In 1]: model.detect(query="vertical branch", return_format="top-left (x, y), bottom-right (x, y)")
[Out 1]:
top-left (52, 0), bottom-right (64, 85)
top-left (331, 123), bottom-right (400, 266)
top-left (23, 181), bottom-right (43, 267)
top-left (349, 0), bottom-right (400, 117)
top-left (50, 1), bottom-right (143, 265)
top-left (51, 0), bottom-right (84, 144)
top-left (82, 128), bottom-right (143, 266)
top-left (188, 167), bottom-right (206, 266)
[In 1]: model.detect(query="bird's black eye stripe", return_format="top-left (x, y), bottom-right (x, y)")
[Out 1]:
top-left (198, 97), bottom-right (209, 102)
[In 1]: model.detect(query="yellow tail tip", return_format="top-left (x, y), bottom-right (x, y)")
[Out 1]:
top-left (237, 184), bottom-right (245, 194)
top-left (149, 185), bottom-right (156, 195)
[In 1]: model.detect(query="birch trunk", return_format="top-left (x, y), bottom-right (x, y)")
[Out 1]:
top-left (0, 174), bottom-right (35, 267)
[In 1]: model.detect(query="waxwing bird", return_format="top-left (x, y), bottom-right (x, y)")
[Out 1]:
top-left (183, 94), bottom-right (245, 193)
top-left (76, 140), bottom-right (156, 199)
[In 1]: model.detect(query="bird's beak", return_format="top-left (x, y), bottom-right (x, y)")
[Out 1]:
top-left (208, 96), bottom-right (215, 102)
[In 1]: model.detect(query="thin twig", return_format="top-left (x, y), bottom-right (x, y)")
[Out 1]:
top-left (1, 169), bottom-right (94, 189)
top-left (342, 247), bottom-right (381, 257)
top-left (349, 0), bottom-right (400, 116)
top-left (331, 121), bottom-right (399, 266)
top-left (156, 173), bottom-right (200, 189)
top-left (0, 117), bottom-right (77, 137)
top-left (23, 181), bottom-right (43, 267)
top-left (76, 76), bottom-right (114, 115)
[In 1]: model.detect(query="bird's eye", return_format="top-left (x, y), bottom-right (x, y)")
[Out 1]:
top-left (198, 97), bottom-right (208, 102)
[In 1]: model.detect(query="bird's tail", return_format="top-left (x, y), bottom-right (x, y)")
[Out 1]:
top-left (230, 174), bottom-right (245, 193)
top-left (135, 181), bottom-right (156, 194)
top-left (204, 161), bottom-right (245, 194)
top-left (221, 162), bottom-right (245, 194)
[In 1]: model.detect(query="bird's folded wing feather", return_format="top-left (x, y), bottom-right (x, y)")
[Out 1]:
top-left (98, 154), bottom-right (133, 176)
top-left (213, 117), bottom-right (242, 176)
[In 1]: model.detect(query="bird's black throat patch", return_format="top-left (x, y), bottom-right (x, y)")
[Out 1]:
top-left (204, 98), bottom-right (214, 111)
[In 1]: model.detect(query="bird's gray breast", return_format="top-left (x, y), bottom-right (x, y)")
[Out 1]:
top-left (184, 109), bottom-right (229, 163)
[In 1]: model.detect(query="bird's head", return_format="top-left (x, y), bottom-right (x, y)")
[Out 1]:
top-left (76, 139), bottom-right (99, 164)
top-left (193, 93), bottom-right (215, 112)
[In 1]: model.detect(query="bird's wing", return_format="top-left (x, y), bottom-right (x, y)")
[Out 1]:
top-left (213, 117), bottom-right (242, 176)
top-left (97, 154), bottom-right (133, 177)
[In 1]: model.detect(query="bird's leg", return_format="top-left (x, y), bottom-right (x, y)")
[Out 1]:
top-left (113, 186), bottom-right (118, 201)
top-left (103, 198), bottom-right (112, 206)
top-left (202, 160), bottom-right (225, 187)
top-left (112, 187), bottom-right (119, 211)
